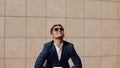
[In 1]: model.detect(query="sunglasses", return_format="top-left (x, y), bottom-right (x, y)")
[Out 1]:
top-left (54, 28), bottom-right (64, 31)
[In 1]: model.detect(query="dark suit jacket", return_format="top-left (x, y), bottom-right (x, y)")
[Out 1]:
top-left (34, 40), bottom-right (82, 68)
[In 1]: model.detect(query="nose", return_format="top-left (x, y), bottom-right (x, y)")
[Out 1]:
top-left (58, 29), bottom-right (63, 32)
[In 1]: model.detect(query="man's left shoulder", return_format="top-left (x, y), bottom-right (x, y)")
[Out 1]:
top-left (63, 40), bottom-right (74, 47)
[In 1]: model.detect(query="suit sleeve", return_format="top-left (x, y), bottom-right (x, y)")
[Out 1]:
top-left (34, 44), bottom-right (49, 68)
top-left (70, 44), bottom-right (82, 68)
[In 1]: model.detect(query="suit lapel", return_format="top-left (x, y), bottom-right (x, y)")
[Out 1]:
top-left (52, 42), bottom-right (59, 62)
top-left (52, 40), bottom-right (66, 62)
top-left (60, 41), bottom-right (65, 62)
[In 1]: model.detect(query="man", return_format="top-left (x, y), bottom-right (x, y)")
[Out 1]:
top-left (34, 24), bottom-right (82, 68)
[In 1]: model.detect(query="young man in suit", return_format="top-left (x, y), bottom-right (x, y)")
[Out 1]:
top-left (34, 24), bottom-right (82, 68)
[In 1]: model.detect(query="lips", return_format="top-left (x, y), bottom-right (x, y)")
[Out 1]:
top-left (56, 33), bottom-right (62, 34)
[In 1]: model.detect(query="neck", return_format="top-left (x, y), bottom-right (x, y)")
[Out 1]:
top-left (53, 38), bottom-right (63, 47)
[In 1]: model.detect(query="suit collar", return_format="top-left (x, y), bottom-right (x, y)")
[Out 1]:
top-left (51, 40), bottom-right (66, 62)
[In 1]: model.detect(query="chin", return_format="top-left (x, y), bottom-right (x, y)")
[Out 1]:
top-left (55, 35), bottom-right (64, 38)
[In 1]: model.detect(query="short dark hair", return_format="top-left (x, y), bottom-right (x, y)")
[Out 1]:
top-left (50, 24), bottom-right (63, 34)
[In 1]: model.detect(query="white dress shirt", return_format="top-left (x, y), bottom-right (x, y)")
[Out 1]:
top-left (54, 42), bottom-right (63, 61)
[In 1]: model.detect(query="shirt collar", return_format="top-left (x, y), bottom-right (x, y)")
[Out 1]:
top-left (54, 41), bottom-right (63, 50)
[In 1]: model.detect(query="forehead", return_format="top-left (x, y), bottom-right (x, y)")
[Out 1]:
top-left (53, 26), bottom-right (62, 28)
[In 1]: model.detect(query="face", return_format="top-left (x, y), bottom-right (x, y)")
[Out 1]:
top-left (51, 26), bottom-right (64, 39)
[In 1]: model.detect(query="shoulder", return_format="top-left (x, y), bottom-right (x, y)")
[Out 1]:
top-left (63, 41), bottom-right (76, 55)
top-left (64, 40), bottom-right (73, 45)
top-left (63, 40), bottom-right (74, 48)
top-left (43, 40), bottom-right (54, 48)
top-left (44, 40), bottom-right (53, 45)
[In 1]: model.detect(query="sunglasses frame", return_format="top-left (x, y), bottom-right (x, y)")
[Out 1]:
top-left (53, 28), bottom-right (64, 31)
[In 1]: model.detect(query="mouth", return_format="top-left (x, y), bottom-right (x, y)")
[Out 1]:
top-left (56, 32), bottom-right (62, 34)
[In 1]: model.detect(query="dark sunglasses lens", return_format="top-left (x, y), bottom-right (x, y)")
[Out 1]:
top-left (54, 28), bottom-right (64, 31)
top-left (54, 28), bottom-right (59, 31)
top-left (60, 28), bottom-right (64, 31)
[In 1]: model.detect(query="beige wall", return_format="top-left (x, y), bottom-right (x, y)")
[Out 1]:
top-left (0, 0), bottom-right (120, 68)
